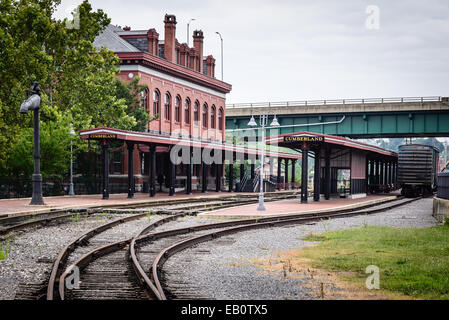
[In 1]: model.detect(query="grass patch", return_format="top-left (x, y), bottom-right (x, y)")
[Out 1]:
top-left (299, 224), bottom-right (449, 300)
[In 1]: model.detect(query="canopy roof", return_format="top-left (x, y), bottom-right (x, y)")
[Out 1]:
top-left (266, 131), bottom-right (398, 158)
top-left (80, 127), bottom-right (301, 160)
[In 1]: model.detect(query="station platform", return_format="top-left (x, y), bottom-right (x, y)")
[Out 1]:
top-left (201, 194), bottom-right (399, 218)
top-left (0, 191), bottom-right (247, 217)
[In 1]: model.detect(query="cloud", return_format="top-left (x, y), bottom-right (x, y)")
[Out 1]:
top-left (55, 0), bottom-right (449, 102)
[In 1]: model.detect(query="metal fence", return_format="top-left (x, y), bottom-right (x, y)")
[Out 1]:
top-left (226, 96), bottom-right (444, 109)
top-left (437, 172), bottom-right (449, 200)
top-left (0, 177), bottom-right (112, 199)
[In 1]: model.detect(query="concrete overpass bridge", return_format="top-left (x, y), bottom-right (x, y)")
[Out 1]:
top-left (225, 96), bottom-right (449, 138)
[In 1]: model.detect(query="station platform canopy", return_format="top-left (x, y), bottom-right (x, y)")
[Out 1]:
top-left (266, 131), bottom-right (398, 158)
top-left (79, 127), bottom-right (301, 200)
top-left (80, 127), bottom-right (301, 161)
top-left (266, 131), bottom-right (398, 203)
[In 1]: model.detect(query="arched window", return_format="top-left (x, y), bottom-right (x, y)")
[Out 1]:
top-left (164, 92), bottom-right (171, 120)
top-left (153, 90), bottom-right (160, 115)
top-left (210, 105), bottom-right (216, 129)
top-left (184, 98), bottom-right (190, 124)
top-left (174, 96), bottom-right (181, 122)
top-left (141, 89), bottom-right (149, 110)
top-left (194, 101), bottom-right (200, 123)
top-left (218, 108), bottom-right (224, 130)
top-left (202, 103), bottom-right (208, 127)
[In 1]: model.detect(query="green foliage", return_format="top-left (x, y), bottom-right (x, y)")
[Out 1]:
top-left (6, 116), bottom-right (71, 178)
top-left (0, 0), bottom-right (145, 179)
top-left (115, 76), bottom-right (157, 132)
top-left (0, 236), bottom-right (13, 260)
top-left (301, 224), bottom-right (449, 299)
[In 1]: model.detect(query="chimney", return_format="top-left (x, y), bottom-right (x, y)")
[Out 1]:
top-left (179, 43), bottom-right (188, 67)
top-left (205, 55), bottom-right (216, 77)
top-left (147, 28), bottom-right (159, 56)
top-left (164, 14), bottom-right (177, 62)
top-left (193, 30), bottom-right (204, 73)
top-left (188, 47), bottom-right (196, 70)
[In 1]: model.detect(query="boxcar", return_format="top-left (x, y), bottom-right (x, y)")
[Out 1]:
top-left (398, 144), bottom-right (439, 197)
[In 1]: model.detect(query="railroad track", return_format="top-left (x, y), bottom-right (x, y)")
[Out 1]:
top-left (51, 195), bottom-right (421, 300)
top-left (1, 193), bottom-right (294, 237)
top-left (45, 193), bottom-right (295, 300)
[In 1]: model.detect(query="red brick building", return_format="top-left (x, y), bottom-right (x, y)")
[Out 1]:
top-left (92, 14), bottom-right (232, 192)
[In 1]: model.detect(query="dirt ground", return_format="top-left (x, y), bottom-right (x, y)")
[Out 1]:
top-left (249, 249), bottom-right (414, 300)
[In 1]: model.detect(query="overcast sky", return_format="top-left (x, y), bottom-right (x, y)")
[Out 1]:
top-left (54, 0), bottom-right (449, 104)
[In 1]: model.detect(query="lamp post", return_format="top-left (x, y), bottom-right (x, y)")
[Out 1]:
top-left (248, 114), bottom-right (280, 211)
top-left (187, 18), bottom-right (195, 46)
top-left (19, 82), bottom-right (45, 205)
top-left (69, 123), bottom-right (76, 196)
top-left (215, 32), bottom-right (223, 81)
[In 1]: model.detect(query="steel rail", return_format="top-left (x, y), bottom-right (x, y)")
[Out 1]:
top-left (50, 196), bottom-right (281, 300)
top-left (150, 196), bottom-right (423, 300)
top-left (132, 196), bottom-right (413, 299)
top-left (1, 193), bottom-right (263, 236)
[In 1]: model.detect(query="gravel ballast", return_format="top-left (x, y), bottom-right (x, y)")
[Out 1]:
top-left (163, 198), bottom-right (440, 300)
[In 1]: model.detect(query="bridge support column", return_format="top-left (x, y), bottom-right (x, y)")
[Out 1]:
top-left (314, 149), bottom-right (321, 202)
top-left (149, 145), bottom-right (156, 197)
top-left (301, 146), bottom-right (309, 203)
top-left (127, 142), bottom-right (135, 199)
top-left (284, 159), bottom-right (289, 190)
top-left (102, 142), bottom-right (110, 200)
top-left (240, 162), bottom-right (245, 183)
top-left (324, 147), bottom-right (331, 200)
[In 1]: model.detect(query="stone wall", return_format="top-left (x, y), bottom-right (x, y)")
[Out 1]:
top-left (432, 197), bottom-right (449, 223)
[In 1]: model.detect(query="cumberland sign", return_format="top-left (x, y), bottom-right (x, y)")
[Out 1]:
top-left (89, 134), bottom-right (117, 139)
top-left (284, 136), bottom-right (325, 143)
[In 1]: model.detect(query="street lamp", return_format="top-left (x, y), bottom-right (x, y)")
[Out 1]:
top-left (215, 32), bottom-right (223, 81)
top-left (248, 114), bottom-right (280, 211)
top-left (187, 18), bottom-right (195, 46)
top-left (69, 123), bottom-right (76, 196)
top-left (19, 82), bottom-right (45, 205)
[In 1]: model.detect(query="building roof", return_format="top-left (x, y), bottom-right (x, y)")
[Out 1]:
top-left (80, 127), bottom-right (301, 160)
top-left (266, 131), bottom-right (398, 157)
top-left (93, 25), bottom-right (140, 52)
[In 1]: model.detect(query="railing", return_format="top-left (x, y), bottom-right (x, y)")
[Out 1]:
top-left (239, 171), bottom-right (250, 192)
top-left (226, 96), bottom-right (444, 109)
top-left (252, 172), bottom-right (260, 192)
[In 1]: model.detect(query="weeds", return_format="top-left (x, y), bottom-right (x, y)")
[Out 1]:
top-left (0, 236), bottom-right (13, 261)
top-left (71, 213), bottom-right (81, 224)
top-left (146, 210), bottom-right (152, 223)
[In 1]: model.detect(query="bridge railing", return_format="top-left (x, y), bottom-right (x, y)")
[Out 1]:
top-left (226, 96), bottom-right (444, 109)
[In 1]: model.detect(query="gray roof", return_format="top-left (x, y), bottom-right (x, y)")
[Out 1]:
top-left (93, 25), bottom-right (140, 52)
top-left (116, 30), bottom-right (148, 36)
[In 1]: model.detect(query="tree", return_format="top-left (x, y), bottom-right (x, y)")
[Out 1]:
top-left (0, 0), bottom-right (141, 179)
top-left (115, 76), bottom-right (158, 132)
